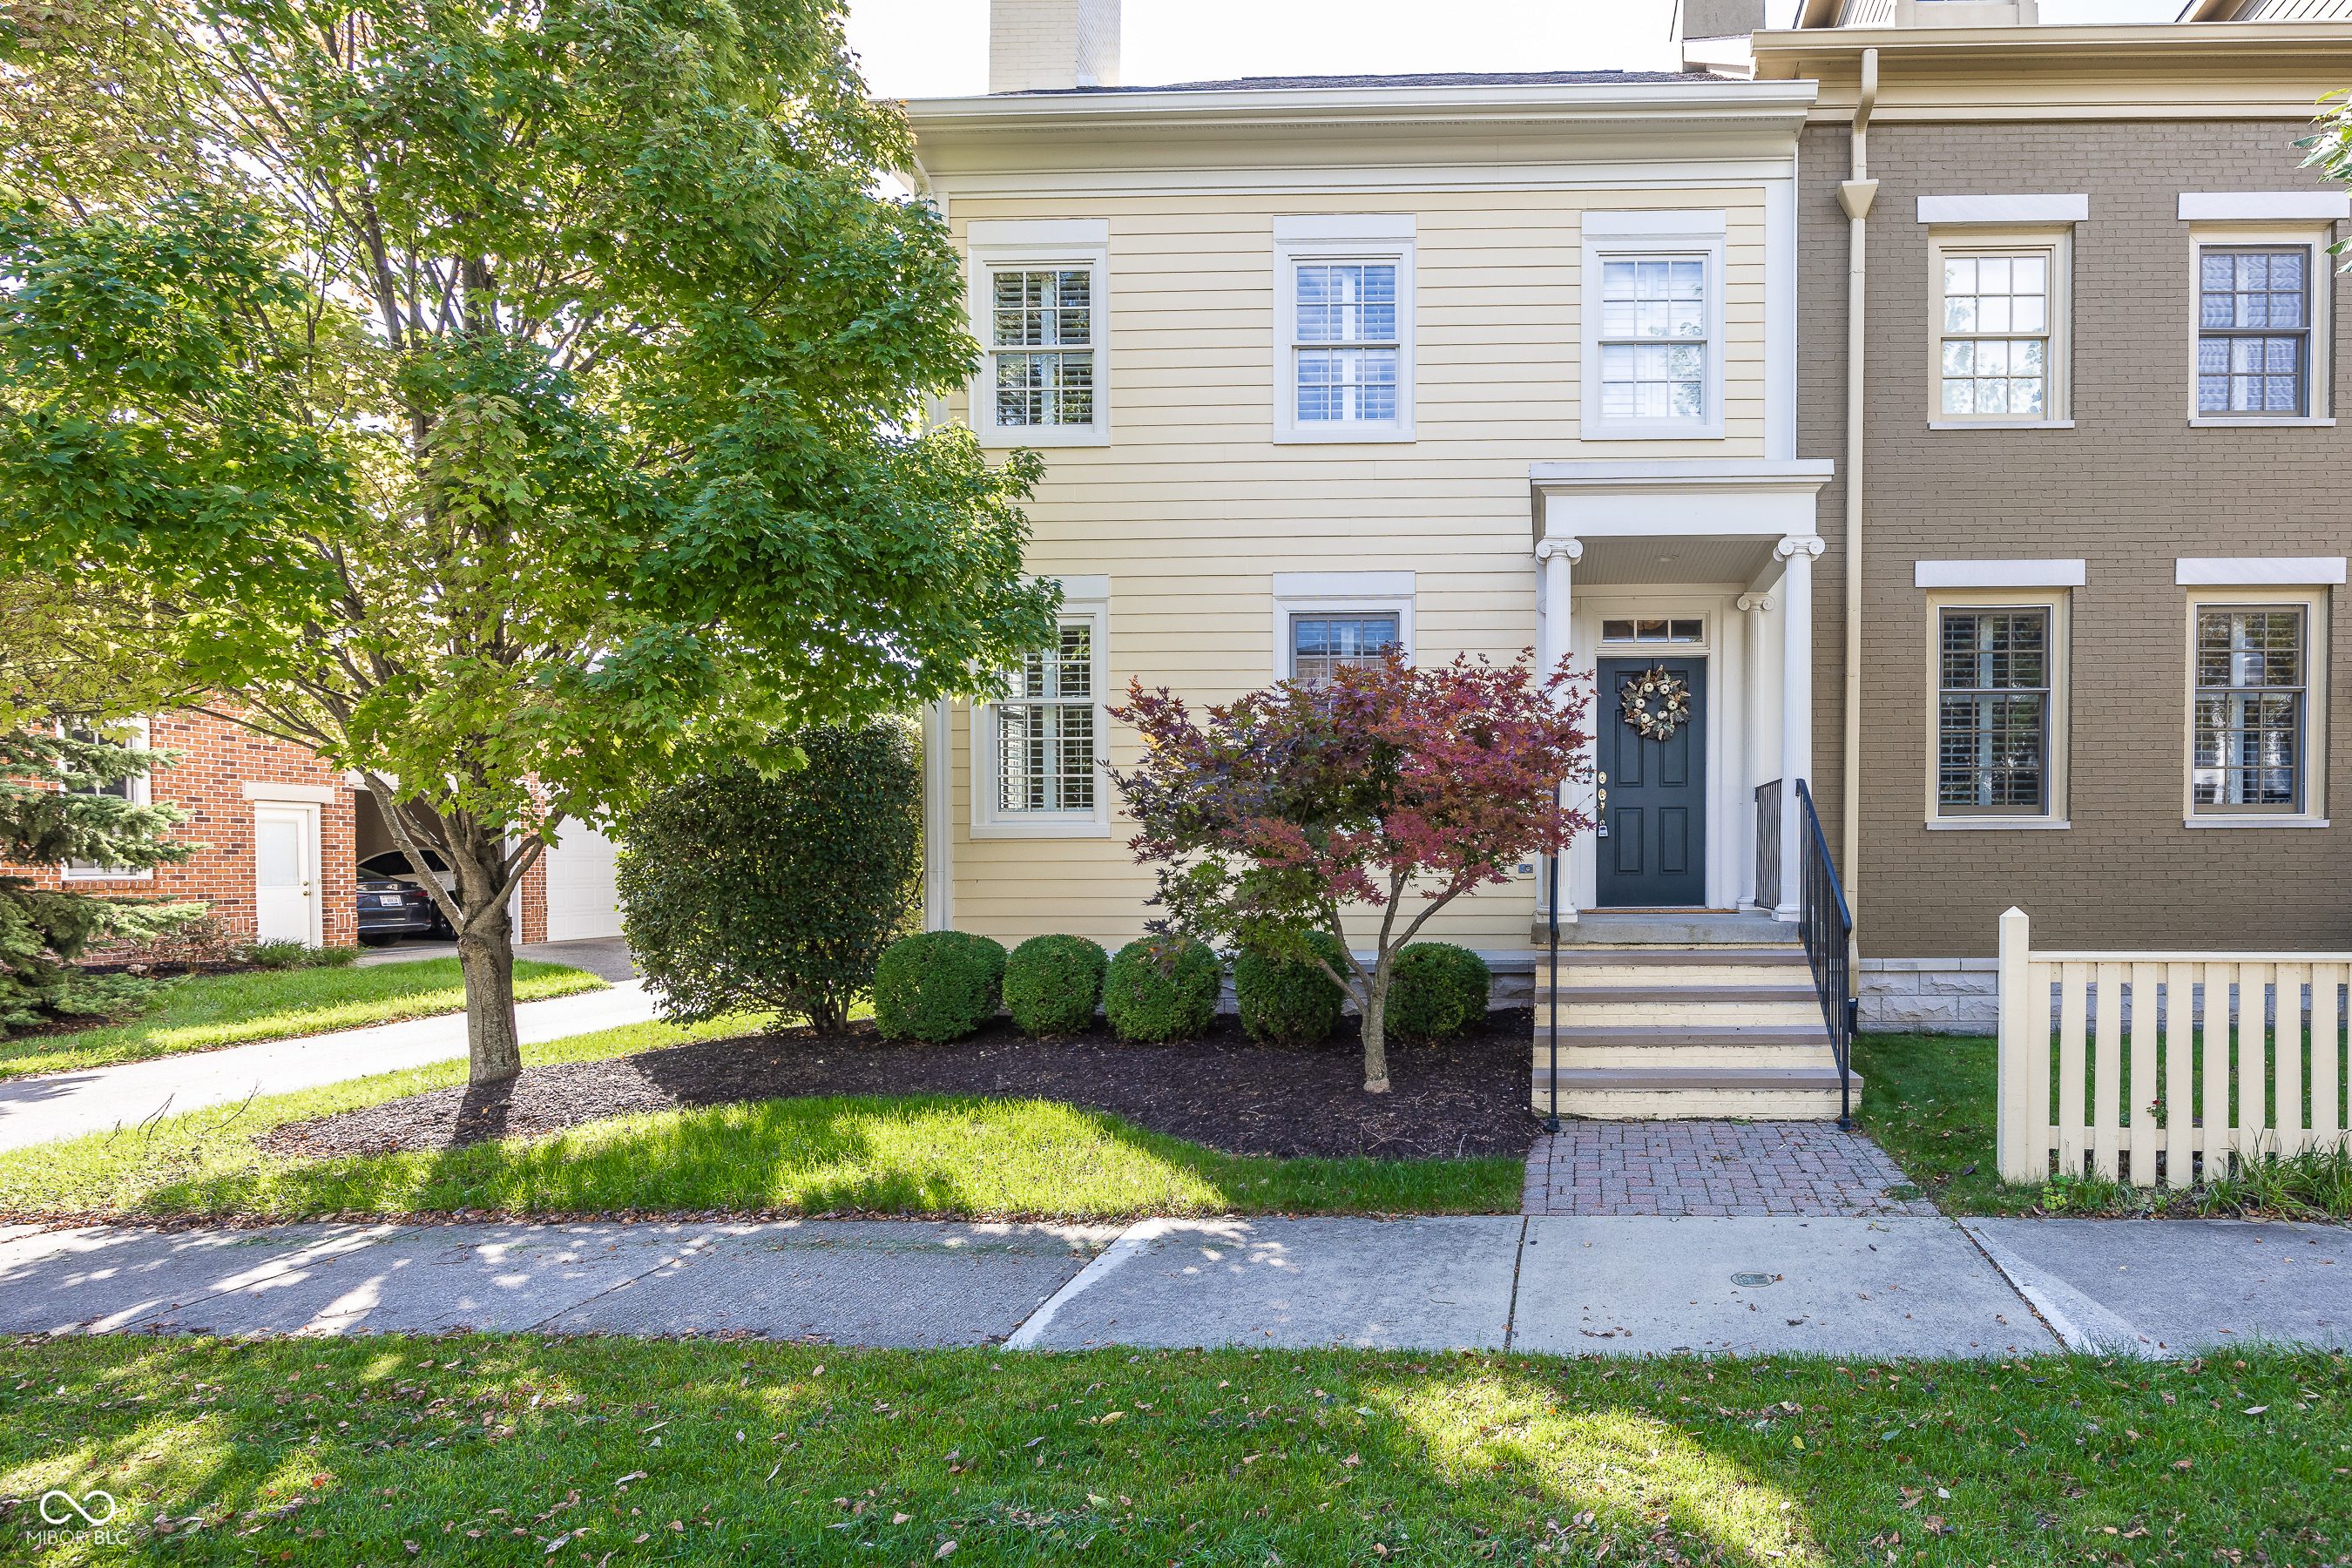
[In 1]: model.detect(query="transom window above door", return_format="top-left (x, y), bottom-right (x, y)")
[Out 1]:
top-left (1600, 617), bottom-right (1704, 644)
top-left (1291, 614), bottom-right (1398, 684)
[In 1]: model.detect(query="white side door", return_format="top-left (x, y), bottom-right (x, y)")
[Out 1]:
top-left (541, 824), bottom-right (625, 941)
top-left (253, 804), bottom-right (320, 944)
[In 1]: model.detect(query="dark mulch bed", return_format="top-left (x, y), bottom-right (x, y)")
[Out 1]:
top-left (259, 1009), bottom-right (1539, 1164)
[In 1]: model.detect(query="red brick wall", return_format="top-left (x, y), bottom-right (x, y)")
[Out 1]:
top-left (519, 855), bottom-right (549, 944)
top-left (5, 709), bottom-right (359, 946)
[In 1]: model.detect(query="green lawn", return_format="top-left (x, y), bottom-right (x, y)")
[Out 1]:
top-left (5, 1336), bottom-right (2345, 1567)
top-left (0, 1020), bottom-right (1519, 1223)
top-left (1854, 1031), bottom-right (2352, 1219)
top-left (0, 959), bottom-right (608, 1079)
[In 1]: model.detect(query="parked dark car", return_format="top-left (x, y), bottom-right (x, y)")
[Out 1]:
top-left (355, 849), bottom-right (455, 943)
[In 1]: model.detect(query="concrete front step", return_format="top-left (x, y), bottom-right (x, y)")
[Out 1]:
top-left (1537, 974), bottom-right (1819, 996)
top-left (1541, 993), bottom-right (1821, 1027)
top-left (1536, 1044), bottom-right (1840, 1070)
top-left (1534, 948), bottom-right (1809, 967)
top-left (1529, 1065), bottom-right (1864, 1121)
top-left (1531, 910), bottom-right (1799, 946)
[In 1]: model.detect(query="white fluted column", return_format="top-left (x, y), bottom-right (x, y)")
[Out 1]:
top-left (1736, 591), bottom-right (1774, 911)
top-left (1536, 536), bottom-right (1582, 678)
top-left (1535, 536), bottom-right (1582, 922)
top-left (1775, 535), bottom-right (1825, 921)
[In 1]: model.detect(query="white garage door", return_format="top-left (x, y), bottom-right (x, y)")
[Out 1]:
top-left (542, 825), bottom-right (625, 942)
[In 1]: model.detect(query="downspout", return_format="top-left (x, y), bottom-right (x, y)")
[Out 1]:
top-left (1838, 49), bottom-right (1879, 939)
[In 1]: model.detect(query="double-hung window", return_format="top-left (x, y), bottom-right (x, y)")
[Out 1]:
top-left (1936, 610), bottom-right (2050, 816)
top-left (62, 716), bottom-right (154, 879)
top-left (972, 579), bottom-right (1110, 837)
top-left (1581, 210), bottom-right (1725, 441)
top-left (1290, 614), bottom-right (1398, 685)
top-left (1924, 226), bottom-right (2072, 427)
top-left (2192, 606), bottom-right (2307, 813)
top-left (1917, 571), bottom-right (2074, 829)
top-left (2197, 248), bottom-right (2308, 418)
top-left (967, 220), bottom-right (1110, 448)
top-left (1272, 216), bottom-right (1415, 443)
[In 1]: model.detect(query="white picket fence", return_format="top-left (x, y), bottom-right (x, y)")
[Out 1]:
top-left (1994, 907), bottom-right (2352, 1185)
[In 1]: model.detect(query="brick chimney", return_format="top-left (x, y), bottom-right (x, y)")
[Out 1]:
top-left (990, 0), bottom-right (1120, 94)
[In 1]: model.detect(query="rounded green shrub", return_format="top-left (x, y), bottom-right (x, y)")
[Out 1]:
top-left (872, 931), bottom-right (1008, 1044)
top-left (1103, 936), bottom-right (1221, 1044)
top-left (1233, 929), bottom-right (1348, 1046)
top-left (1004, 935), bottom-right (1109, 1036)
top-left (617, 721), bottom-right (923, 1033)
top-left (1384, 943), bottom-right (1492, 1044)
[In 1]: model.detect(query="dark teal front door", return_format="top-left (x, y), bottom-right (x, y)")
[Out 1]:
top-left (1598, 657), bottom-right (1707, 907)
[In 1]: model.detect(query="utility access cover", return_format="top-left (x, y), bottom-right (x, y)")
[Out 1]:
top-left (1730, 1273), bottom-right (1774, 1288)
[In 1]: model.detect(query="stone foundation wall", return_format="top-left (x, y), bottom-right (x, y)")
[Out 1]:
top-left (1859, 957), bottom-right (1997, 1035)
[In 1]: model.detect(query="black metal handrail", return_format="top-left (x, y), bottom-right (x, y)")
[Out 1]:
top-left (1793, 779), bottom-right (1856, 1130)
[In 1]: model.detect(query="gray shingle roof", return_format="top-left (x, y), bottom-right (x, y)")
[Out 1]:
top-left (1003, 70), bottom-right (1722, 95)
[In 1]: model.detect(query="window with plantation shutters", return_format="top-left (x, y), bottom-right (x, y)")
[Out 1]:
top-left (1937, 610), bottom-right (2049, 815)
top-left (2193, 606), bottom-right (2306, 812)
top-left (990, 269), bottom-right (1095, 429)
top-left (996, 623), bottom-right (1097, 815)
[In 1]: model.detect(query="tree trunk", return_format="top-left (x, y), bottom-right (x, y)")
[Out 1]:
top-left (453, 833), bottom-right (523, 1085)
top-left (1362, 956), bottom-right (1392, 1094)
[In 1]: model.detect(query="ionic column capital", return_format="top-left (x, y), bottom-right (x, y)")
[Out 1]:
top-left (1775, 534), bottom-right (1827, 562)
top-left (1735, 592), bottom-right (1775, 613)
top-left (1535, 537), bottom-right (1585, 564)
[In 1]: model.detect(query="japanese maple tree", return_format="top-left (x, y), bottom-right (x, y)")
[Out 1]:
top-left (1112, 652), bottom-right (1594, 1093)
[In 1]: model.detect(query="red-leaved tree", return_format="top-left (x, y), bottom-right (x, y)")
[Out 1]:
top-left (1111, 651), bottom-right (1594, 1093)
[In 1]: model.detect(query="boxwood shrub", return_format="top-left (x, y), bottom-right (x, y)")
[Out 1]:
top-left (1104, 936), bottom-right (1221, 1044)
top-left (1233, 929), bottom-right (1348, 1046)
top-left (1004, 935), bottom-right (1108, 1036)
top-left (1385, 943), bottom-right (1492, 1044)
top-left (873, 931), bottom-right (1007, 1044)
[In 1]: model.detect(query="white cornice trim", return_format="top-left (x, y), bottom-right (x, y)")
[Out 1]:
top-left (906, 80), bottom-right (1818, 126)
top-left (1530, 458), bottom-right (1836, 494)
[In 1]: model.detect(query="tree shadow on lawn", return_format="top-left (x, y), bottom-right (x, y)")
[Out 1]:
top-left (15, 1336), bottom-right (2340, 1565)
top-left (132, 1094), bottom-right (1524, 1220)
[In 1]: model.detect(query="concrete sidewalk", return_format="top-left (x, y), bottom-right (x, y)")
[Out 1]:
top-left (3, 1212), bottom-right (2342, 1356)
top-left (0, 981), bottom-right (662, 1152)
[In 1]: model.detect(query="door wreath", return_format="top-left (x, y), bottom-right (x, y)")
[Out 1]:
top-left (1618, 665), bottom-right (1693, 741)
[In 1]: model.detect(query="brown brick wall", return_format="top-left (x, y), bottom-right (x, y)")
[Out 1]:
top-left (5, 709), bottom-right (359, 945)
top-left (1801, 119), bottom-right (2352, 957)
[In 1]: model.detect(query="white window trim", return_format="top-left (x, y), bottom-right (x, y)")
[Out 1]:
top-left (1270, 571), bottom-right (1416, 682)
top-left (970, 590), bottom-right (1111, 839)
top-left (2182, 221), bottom-right (2335, 427)
top-left (1925, 225), bottom-right (2073, 429)
top-left (967, 221), bottom-right (1111, 449)
top-left (1271, 219), bottom-right (1416, 445)
top-left (1580, 211), bottom-right (1727, 443)
top-left (1916, 559), bottom-right (2086, 590)
top-left (1922, 589), bottom-right (2072, 831)
top-left (61, 715), bottom-right (156, 880)
top-left (2181, 585), bottom-right (2330, 828)
top-left (1916, 194), bottom-right (2090, 226)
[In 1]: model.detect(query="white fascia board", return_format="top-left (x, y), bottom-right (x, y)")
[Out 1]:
top-left (903, 80), bottom-right (1819, 126)
top-left (1916, 193), bottom-right (2089, 225)
top-left (2179, 192), bottom-right (2352, 221)
top-left (2175, 556), bottom-right (2348, 585)
top-left (1915, 559), bottom-right (2087, 588)
top-left (1532, 459), bottom-right (1835, 543)
top-left (967, 219), bottom-right (1110, 245)
top-left (1272, 571), bottom-right (1416, 598)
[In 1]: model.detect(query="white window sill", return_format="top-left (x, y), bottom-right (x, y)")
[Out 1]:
top-left (1579, 422), bottom-right (1726, 443)
top-left (2181, 815), bottom-right (2329, 828)
top-left (1924, 818), bottom-right (2071, 830)
top-left (1273, 427), bottom-right (1415, 445)
top-left (1927, 420), bottom-right (2075, 431)
top-left (976, 426), bottom-right (1110, 449)
top-left (2186, 416), bottom-right (2335, 429)
top-left (969, 819), bottom-right (1112, 840)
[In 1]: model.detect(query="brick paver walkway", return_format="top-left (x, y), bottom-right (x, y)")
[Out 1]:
top-left (1521, 1121), bottom-right (1941, 1217)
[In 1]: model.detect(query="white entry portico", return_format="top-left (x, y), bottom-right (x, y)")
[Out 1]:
top-left (1532, 459), bottom-right (1835, 922)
